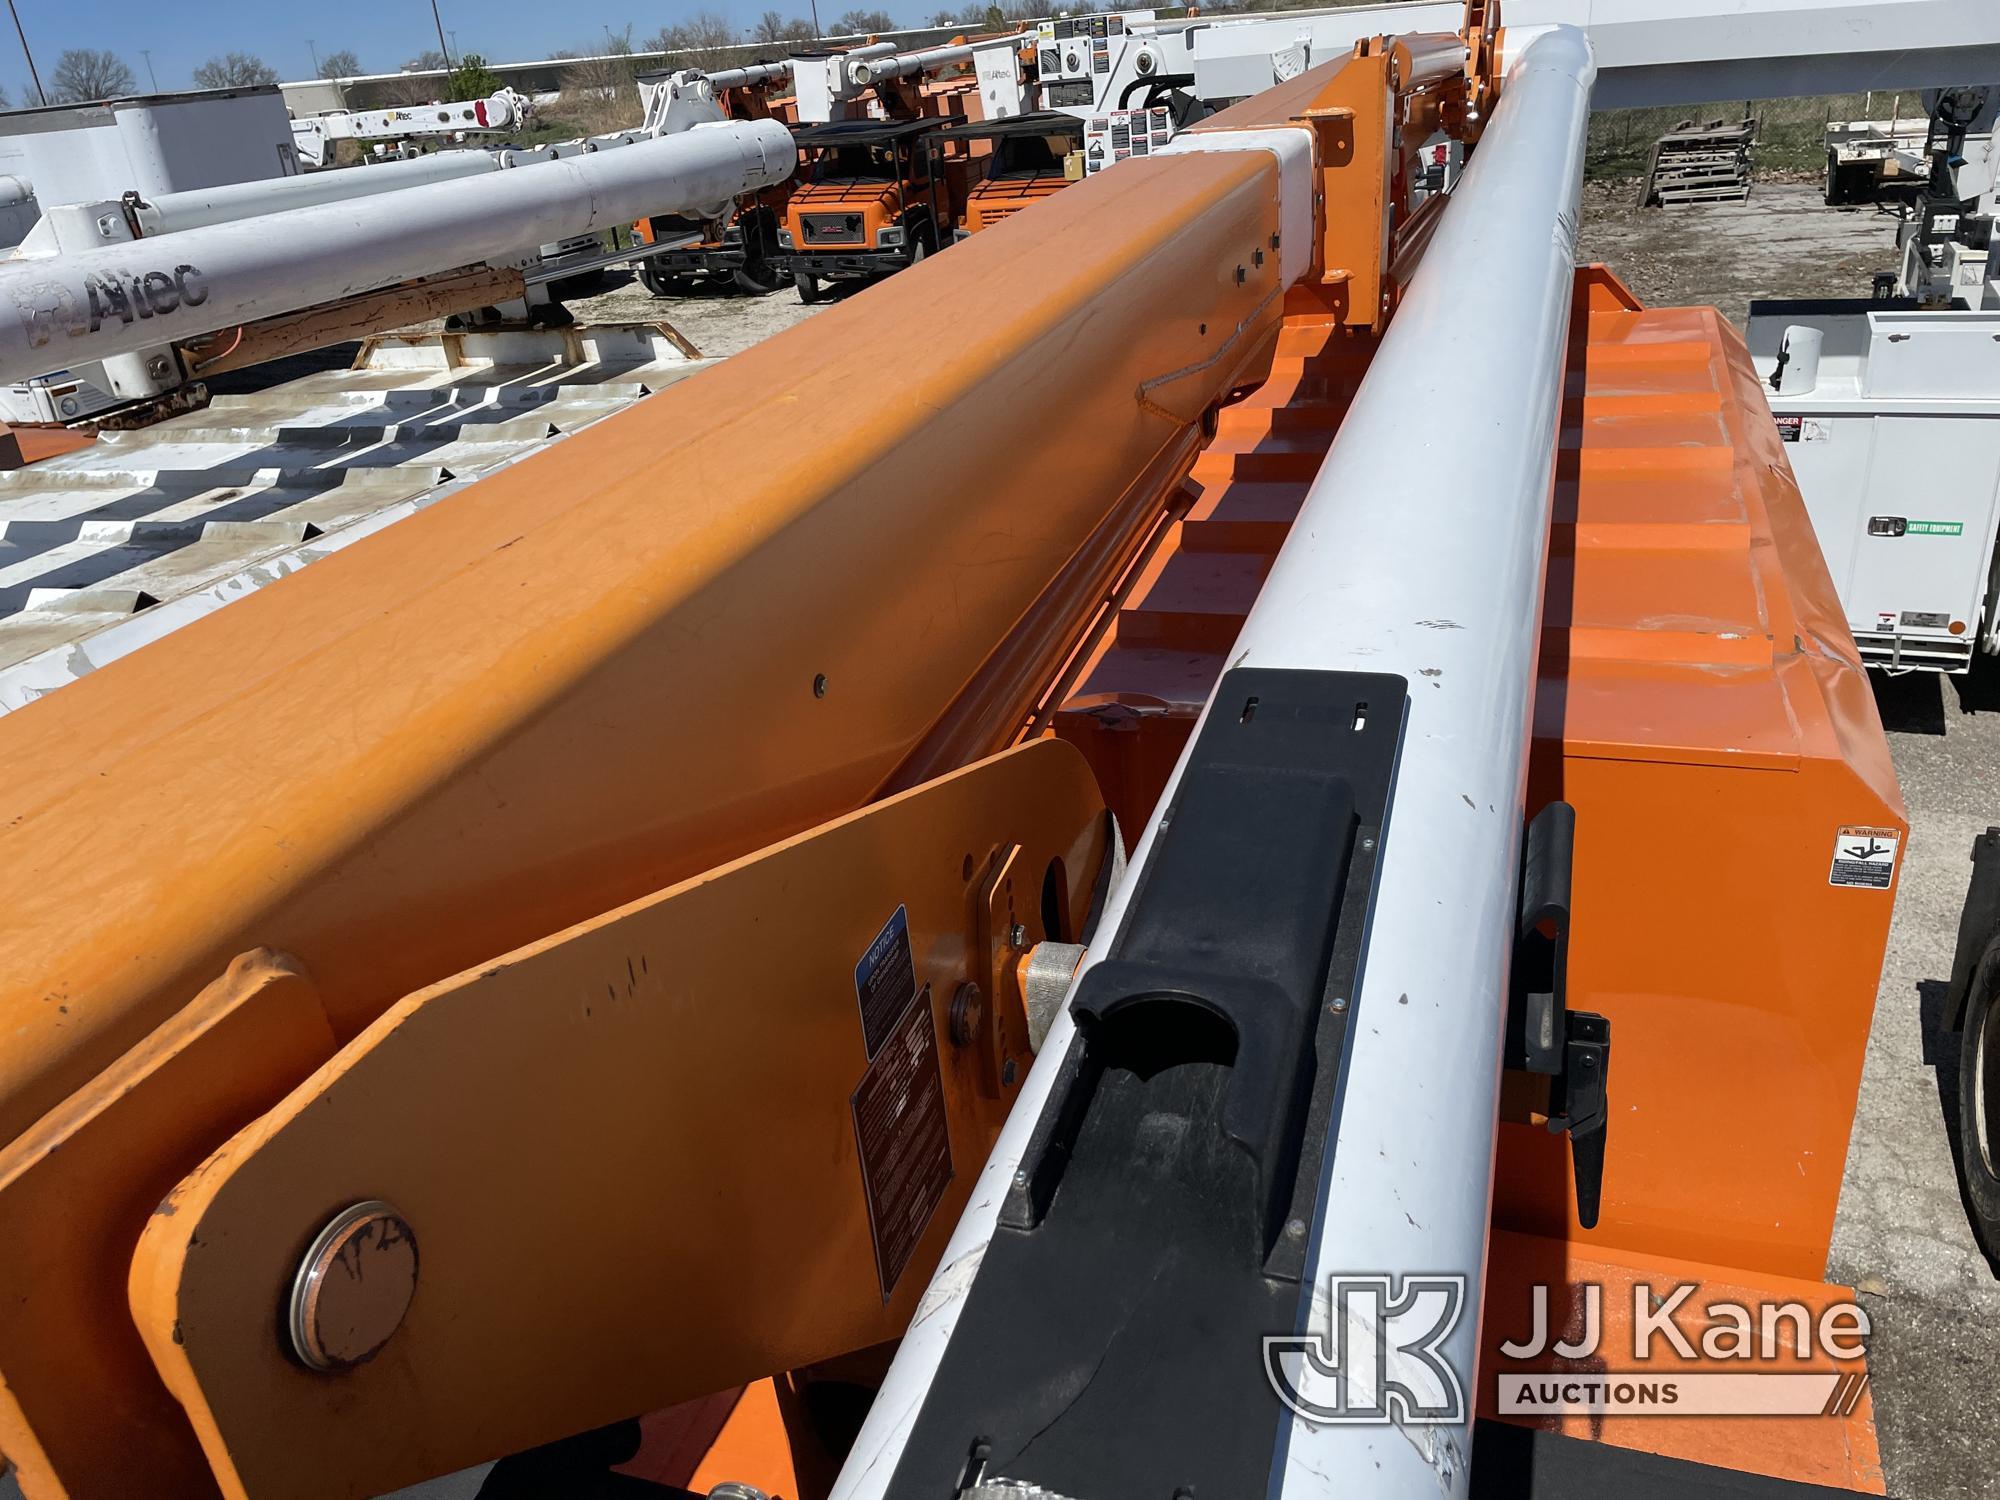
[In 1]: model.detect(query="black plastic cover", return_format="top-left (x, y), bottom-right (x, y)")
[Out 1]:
top-left (881, 668), bottom-right (1404, 1499)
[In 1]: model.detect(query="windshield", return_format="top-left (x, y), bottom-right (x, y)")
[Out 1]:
top-left (815, 143), bottom-right (900, 181)
top-left (991, 133), bottom-right (1070, 179)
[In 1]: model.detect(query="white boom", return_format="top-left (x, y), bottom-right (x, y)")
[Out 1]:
top-left (0, 119), bottom-right (794, 386)
top-left (290, 91), bottom-right (534, 169)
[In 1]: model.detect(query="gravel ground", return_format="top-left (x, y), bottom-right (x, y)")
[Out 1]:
top-left (1829, 665), bottom-right (2000, 1500)
top-left (566, 267), bottom-right (828, 357)
top-left (1578, 179), bottom-right (1905, 325)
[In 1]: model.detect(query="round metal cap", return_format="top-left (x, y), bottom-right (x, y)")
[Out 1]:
top-left (288, 1200), bottom-right (418, 1372)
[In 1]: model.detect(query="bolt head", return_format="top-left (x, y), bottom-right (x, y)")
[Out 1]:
top-left (948, 983), bottom-right (985, 1048)
top-left (289, 1201), bottom-right (418, 1372)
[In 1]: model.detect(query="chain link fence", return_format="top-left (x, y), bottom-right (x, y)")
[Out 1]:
top-left (1587, 92), bottom-right (1923, 180)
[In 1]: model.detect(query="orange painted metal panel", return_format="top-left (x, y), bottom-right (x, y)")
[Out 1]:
top-left (127, 741), bottom-right (1106, 1499)
top-left (1501, 286), bottom-right (1906, 1283)
top-left (0, 150), bottom-right (1282, 1154)
top-left (0, 951), bottom-right (333, 1498)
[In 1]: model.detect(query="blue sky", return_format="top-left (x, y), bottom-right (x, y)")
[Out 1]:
top-left (5, 0), bottom-right (927, 95)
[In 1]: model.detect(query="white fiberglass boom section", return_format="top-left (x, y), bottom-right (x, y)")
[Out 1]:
top-left (848, 40), bottom-right (990, 85)
top-left (0, 119), bottom-right (794, 387)
top-left (831, 24), bottom-right (1595, 1500)
top-left (1265, 20), bottom-right (1592, 1495)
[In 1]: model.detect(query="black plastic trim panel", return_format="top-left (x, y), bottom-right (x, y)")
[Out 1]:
top-left (881, 667), bottom-right (1406, 1499)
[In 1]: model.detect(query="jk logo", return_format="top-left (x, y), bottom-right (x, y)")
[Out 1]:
top-left (1264, 1274), bottom-right (1468, 1425)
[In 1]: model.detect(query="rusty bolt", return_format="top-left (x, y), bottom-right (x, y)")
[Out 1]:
top-left (288, 1201), bottom-right (418, 1372)
top-left (949, 983), bottom-right (985, 1048)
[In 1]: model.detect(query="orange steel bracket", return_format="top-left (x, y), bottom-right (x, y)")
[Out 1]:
top-left (0, 951), bottom-right (334, 1499)
top-left (128, 739), bottom-right (1109, 1500)
top-left (1451, 0), bottom-right (1502, 142)
top-left (1302, 50), bottom-right (1393, 329)
top-left (1197, 48), bottom-right (1399, 329)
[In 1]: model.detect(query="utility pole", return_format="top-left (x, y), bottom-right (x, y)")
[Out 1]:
top-left (5, 0), bottom-right (43, 106)
top-left (809, 0), bottom-right (823, 42)
top-left (140, 48), bottom-right (158, 92)
top-left (307, 39), bottom-right (319, 76)
top-left (429, 0), bottom-right (454, 69)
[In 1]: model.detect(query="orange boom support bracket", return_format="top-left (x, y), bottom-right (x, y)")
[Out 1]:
top-left (127, 739), bottom-right (1108, 1499)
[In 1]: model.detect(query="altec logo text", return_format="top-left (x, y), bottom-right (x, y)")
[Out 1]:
top-left (1264, 1276), bottom-right (1872, 1424)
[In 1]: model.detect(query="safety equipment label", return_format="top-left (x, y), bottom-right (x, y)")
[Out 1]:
top-left (1828, 825), bottom-right (1900, 889)
top-left (851, 984), bottom-right (953, 1298)
top-left (854, 904), bottom-right (917, 1058)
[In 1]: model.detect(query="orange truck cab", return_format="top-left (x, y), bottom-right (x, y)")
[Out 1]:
top-left (777, 117), bottom-right (974, 303)
top-left (940, 112), bottom-right (1086, 239)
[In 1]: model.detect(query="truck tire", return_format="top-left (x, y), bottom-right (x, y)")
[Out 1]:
top-left (734, 261), bottom-right (787, 295)
top-left (637, 260), bottom-right (674, 298)
top-left (732, 210), bottom-right (789, 295)
top-left (796, 272), bottom-right (824, 305)
top-left (1958, 942), bottom-right (2000, 1265)
top-left (1825, 149), bottom-right (1844, 206)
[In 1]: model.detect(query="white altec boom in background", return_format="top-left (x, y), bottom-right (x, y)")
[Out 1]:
top-left (0, 74), bottom-right (791, 415)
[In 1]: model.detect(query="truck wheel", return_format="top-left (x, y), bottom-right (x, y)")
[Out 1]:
top-left (733, 212), bottom-right (788, 295)
top-left (733, 253), bottom-right (787, 296)
top-left (1825, 150), bottom-right (1844, 206)
top-left (1958, 943), bottom-right (2000, 1265)
top-left (796, 273), bottom-right (824, 305)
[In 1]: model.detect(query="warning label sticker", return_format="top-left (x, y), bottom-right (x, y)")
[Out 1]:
top-left (1829, 825), bottom-right (1901, 890)
top-left (851, 985), bottom-right (953, 1298)
top-left (854, 905), bottom-right (917, 1059)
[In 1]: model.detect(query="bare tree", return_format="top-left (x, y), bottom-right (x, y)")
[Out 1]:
top-left (647, 13), bottom-right (740, 66)
top-left (753, 10), bottom-right (790, 43)
top-left (318, 49), bottom-right (363, 80)
top-left (191, 53), bottom-right (279, 89)
top-left (403, 49), bottom-right (448, 72)
top-left (50, 49), bottom-right (136, 103)
top-left (835, 9), bottom-right (897, 34)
